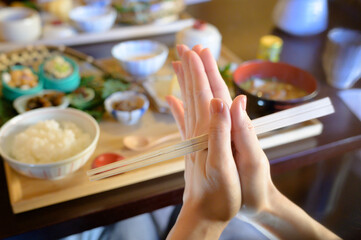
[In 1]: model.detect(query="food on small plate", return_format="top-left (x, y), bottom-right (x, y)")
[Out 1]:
top-left (11, 119), bottom-right (91, 164)
top-left (113, 0), bottom-right (184, 25)
top-left (1, 66), bottom-right (43, 101)
top-left (68, 87), bottom-right (96, 109)
top-left (104, 91), bottom-right (149, 125)
top-left (40, 56), bottom-right (80, 93)
top-left (2, 67), bottom-right (39, 90)
top-left (26, 92), bottom-right (65, 111)
top-left (238, 77), bottom-right (308, 101)
top-left (44, 56), bottom-right (73, 79)
top-left (13, 90), bottom-right (70, 114)
top-left (112, 98), bottom-right (144, 111)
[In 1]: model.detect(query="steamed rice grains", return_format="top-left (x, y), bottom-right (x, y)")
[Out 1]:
top-left (11, 120), bottom-right (91, 164)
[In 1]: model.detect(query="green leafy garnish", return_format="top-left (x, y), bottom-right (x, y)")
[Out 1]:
top-left (79, 76), bottom-right (103, 93)
top-left (80, 75), bottom-right (95, 86)
top-left (219, 63), bottom-right (233, 88)
top-left (83, 107), bottom-right (104, 122)
top-left (0, 98), bottom-right (17, 127)
top-left (219, 63), bottom-right (237, 98)
top-left (68, 74), bottom-right (130, 121)
top-left (102, 79), bottom-right (130, 99)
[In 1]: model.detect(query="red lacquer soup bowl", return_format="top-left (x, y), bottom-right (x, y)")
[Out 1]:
top-left (233, 60), bottom-right (318, 118)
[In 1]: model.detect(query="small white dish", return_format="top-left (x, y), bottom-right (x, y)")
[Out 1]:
top-left (111, 40), bottom-right (169, 77)
top-left (104, 91), bottom-right (149, 125)
top-left (69, 6), bottom-right (116, 33)
top-left (0, 7), bottom-right (41, 43)
top-left (13, 90), bottom-right (70, 114)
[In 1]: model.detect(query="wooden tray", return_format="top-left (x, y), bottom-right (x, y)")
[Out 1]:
top-left (4, 111), bottom-right (182, 214)
top-left (3, 47), bottom-right (323, 213)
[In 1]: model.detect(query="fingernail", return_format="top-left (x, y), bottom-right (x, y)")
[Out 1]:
top-left (240, 95), bottom-right (247, 111)
top-left (210, 99), bottom-right (224, 114)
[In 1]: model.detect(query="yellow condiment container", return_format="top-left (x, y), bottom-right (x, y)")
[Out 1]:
top-left (257, 35), bottom-right (283, 62)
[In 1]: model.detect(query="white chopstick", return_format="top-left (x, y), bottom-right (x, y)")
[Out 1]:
top-left (88, 97), bottom-right (334, 181)
top-left (253, 98), bottom-right (334, 134)
top-left (89, 141), bottom-right (208, 180)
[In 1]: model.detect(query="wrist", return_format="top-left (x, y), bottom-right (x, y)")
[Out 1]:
top-left (238, 186), bottom-right (296, 239)
top-left (239, 181), bottom-right (281, 220)
top-left (239, 185), bottom-right (340, 240)
top-left (168, 203), bottom-right (229, 240)
top-left (181, 202), bottom-right (229, 234)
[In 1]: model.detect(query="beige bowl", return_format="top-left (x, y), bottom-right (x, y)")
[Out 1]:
top-left (0, 7), bottom-right (41, 43)
top-left (0, 108), bottom-right (100, 180)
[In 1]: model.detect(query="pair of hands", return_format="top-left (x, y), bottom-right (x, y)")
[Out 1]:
top-left (166, 44), bottom-right (275, 234)
top-left (166, 45), bottom-right (340, 240)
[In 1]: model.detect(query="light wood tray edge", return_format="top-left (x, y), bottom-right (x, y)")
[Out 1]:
top-left (8, 157), bottom-right (184, 214)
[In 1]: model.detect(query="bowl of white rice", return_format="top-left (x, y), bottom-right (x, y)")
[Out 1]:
top-left (0, 108), bottom-right (100, 180)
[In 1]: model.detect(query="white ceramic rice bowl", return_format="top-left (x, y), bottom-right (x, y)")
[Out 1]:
top-left (111, 40), bottom-right (169, 77)
top-left (0, 108), bottom-right (100, 180)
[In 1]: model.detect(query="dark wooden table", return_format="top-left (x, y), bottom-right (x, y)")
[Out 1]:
top-left (1, 1), bottom-right (360, 239)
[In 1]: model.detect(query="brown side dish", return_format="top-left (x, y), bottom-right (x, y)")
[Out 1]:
top-left (26, 92), bottom-right (65, 111)
top-left (112, 98), bottom-right (144, 111)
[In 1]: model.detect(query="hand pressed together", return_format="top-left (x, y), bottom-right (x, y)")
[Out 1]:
top-left (166, 44), bottom-right (340, 240)
top-left (166, 45), bottom-right (241, 238)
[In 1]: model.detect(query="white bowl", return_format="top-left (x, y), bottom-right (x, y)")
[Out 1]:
top-left (13, 90), bottom-right (70, 114)
top-left (104, 91), bottom-right (149, 125)
top-left (42, 23), bottom-right (77, 40)
top-left (0, 108), bottom-right (100, 180)
top-left (273, 0), bottom-right (328, 36)
top-left (69, 6), bottom-right (116, 33)
top-left (111, 40), bottom-right (169, 77)
top-left (0, 7), bottom-right (41, 43)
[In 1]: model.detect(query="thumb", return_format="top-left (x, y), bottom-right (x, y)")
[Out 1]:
top-left (230, 95), bottom-right (266, 168)
top-left (207, 98), bottom-right (234, 170)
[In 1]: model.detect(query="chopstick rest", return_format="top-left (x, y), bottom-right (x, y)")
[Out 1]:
top-left (88, 97), bottom-right (334, 181)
